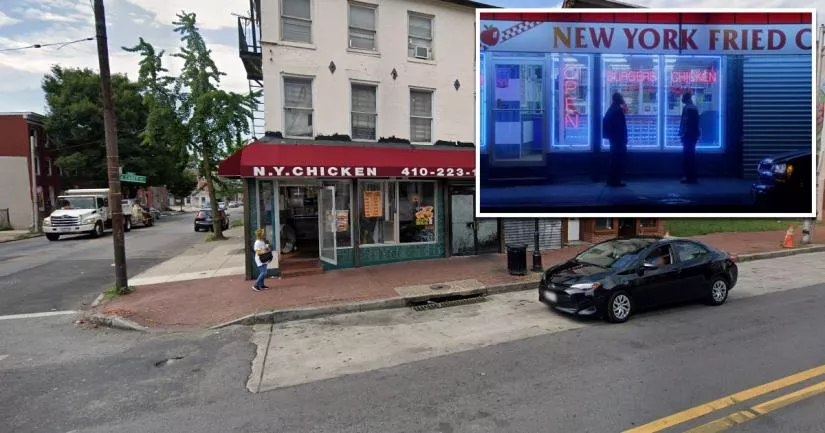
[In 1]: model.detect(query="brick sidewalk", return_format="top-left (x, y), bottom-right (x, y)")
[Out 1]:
top-left (97, 229), bottom-right (810, 328)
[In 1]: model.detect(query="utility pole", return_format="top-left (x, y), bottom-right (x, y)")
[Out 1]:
top-left (94, 0), bottom-right (128, 290)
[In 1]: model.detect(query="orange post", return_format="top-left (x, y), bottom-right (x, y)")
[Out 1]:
top-left (782, 225), bottom-right (795, 248)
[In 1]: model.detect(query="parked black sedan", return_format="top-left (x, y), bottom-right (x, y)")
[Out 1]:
top-left (194, 209), bottom-right (229, 232)
top-left (752, 149), bottom-right (812, 212)
top-left (539, 236), bottom-right (738, 323)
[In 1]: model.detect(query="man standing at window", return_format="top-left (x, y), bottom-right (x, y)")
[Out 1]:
top-left (603, 92), bottom-right (628, 187)
top-left (679, 92), bottom-right (701, 184)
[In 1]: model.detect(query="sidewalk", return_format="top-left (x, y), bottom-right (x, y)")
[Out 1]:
top-left (0, 230), bottom-right (40, 243)
top-left (96, 227), bottom-right (822, 329)
top-left (128, 226), bottom-right (245, 286)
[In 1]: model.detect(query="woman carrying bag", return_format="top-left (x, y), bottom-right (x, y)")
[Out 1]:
top-left (252, 228), bottom-right (273, 291)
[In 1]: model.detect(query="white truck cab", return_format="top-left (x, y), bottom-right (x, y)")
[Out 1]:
top-left (43, 188), bottom-right (133, 241)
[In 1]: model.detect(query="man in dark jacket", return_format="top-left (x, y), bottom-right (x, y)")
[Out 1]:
top-left (679, 92), bottom-right (701, 184)
top-left (603, 92), bottom-right (628, 187)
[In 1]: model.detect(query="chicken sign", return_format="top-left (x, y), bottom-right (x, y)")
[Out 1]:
top-left (479, 19), bottom-right (813, 56)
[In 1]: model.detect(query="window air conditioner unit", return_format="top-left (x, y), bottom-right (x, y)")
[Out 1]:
top-left (414, 46), bottom-right (430, 59)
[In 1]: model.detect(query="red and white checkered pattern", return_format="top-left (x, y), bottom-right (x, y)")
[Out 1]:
top-left (499, 21), bottom-right (542, 43)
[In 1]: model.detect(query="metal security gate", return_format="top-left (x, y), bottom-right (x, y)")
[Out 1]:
top-left (503, 219), bottom-right (562, 251)
top-left (741, 55), bottom-right (812, 179)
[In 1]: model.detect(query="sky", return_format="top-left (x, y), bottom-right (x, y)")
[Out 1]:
top-left (0, 0), bottom-right (821, 114)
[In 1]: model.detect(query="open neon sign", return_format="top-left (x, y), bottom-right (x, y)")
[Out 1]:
top-left (563, 64), bottom-right (581, 129)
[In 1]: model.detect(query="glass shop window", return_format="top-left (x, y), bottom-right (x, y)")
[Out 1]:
top-left (602, 54), bottom-right (661, 151)
top-left (398, 182), bottom-right (436, 244)
top-left (554, 54), bottom-right (592, 151)
top-left (664, 56), bottom-right (723, 151)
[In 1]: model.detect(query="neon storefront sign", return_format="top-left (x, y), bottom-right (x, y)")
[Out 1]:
top-left (563, 64), bottom-right (581, 128)
top-left (605, 69), bottom-right (718, 84)
top-left (671, 69), bottom-right (718, 84)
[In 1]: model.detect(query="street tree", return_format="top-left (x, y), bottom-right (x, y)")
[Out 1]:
top-left (42, 66), bottom-right (148, 187)
top-left (167, 169), bottom-right (198, 210)
top-left (122, 38), bottom-right (190, 187)
top-left (172, 11), bottom-right (255, 239)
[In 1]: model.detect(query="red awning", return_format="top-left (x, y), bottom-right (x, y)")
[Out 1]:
top-left (217, 142), bottom-right (477, 179)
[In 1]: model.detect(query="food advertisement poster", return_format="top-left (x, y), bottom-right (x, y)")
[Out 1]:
top-left (364, 191), bottom-right (382, 218)
top-left (336, 210), bottom-right (349, 232)
top-left (415, 206), bottom-right (434, 226)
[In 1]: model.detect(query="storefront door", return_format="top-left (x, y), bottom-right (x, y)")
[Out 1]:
top-left (449, 185), bottom-right (500, 256)
top-left (618, 218), bottom-right (637, 238)
top-left (318, 185), bottom-right (337, 265)
top-left (489, 59), bottom-right (546, 165)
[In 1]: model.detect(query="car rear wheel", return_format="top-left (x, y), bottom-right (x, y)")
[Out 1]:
top-left (91, 222), bottom-right (104, 238)
top-left (706, 277), bottom-right (729, 306)
top-left (606, 291), bottom-right (633, 323)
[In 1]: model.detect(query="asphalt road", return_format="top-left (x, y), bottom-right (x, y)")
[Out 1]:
top-left (0, 212), bottom-right (203, 316)
top-left (2, 278), bottom-right (824, 432)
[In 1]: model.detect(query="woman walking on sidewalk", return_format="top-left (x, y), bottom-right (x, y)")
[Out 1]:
top-left (253, 228), bottom-right (273, 291)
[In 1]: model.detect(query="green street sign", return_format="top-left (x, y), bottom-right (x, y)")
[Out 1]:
top-left (120, 172), bottom-right (146, 184)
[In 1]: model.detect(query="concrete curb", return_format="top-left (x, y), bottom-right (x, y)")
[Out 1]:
top-left (85, 313), bottom-right (149, 332)
top-left (0, 232), bottom-right (43, 244)
top-left (209, 244), bottom-right (825, 329)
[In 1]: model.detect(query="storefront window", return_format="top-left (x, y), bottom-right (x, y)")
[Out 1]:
top-left (359, 181), bottom-right (396, 245)
top-left (602, 54), bottom-right (661, 150)
top-left (594, 218), bottom-right (613, 231)
top-left (664, 56), bottom-right (723, 151)
top-left (257, 180), bottom-right (274, 243)
top-left (479, 51), bottom-right (487, 153)
top-left (491, 60), bottom-right (544, 161)
top-left (398, 181), bottom-right (436, 243)
top-left (554, 54), bottom-right (592, 150)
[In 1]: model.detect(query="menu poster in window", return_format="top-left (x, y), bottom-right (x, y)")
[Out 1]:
top-left (363, 191), bottom-right (383, 218)
top-left (336, 210), bottom-right (349, 232)
top-left (415, 206), bottom-right (434, 226)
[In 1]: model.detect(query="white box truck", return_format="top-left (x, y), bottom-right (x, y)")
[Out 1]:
top-left (42, 189), bottom-right (133, 241)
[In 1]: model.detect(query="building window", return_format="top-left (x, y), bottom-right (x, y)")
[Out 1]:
top-left (281, 0), bottom-right (312, 43)
top-left (34, 156), bottom-right (40, 175)
top-left (359, 181), bottom-right (396, 245)
top-left (351, 83), bottom-right (377, 140)
top-left (359, 180), bottom-right (438, 246)
top-left (410, 89), bottom-right (433, 143)
top-left (49, 186), bottom-right (55, 208)
top-left (37, 186), bottom-right (44, 211)
top-left (603, 54), bottom-right (661, 150)
top-left (594, 218), bottom-right (613, 231)
top-left (408, 12), bottom-right (433, 60)
top-left (664, 56), bottom-right (722, 151)
top-left (47, 158), bottom-right (53, 176)
top-left (348, 2), bottom-right (377, 51)
top-left (283, 77), bottom-right (313, 137)
top-left (639, 218), bottom-right (658, 228)
top-left (398, 182), bottom-right (436, 243)
top-left (491, 60), bottom-right (545, 161)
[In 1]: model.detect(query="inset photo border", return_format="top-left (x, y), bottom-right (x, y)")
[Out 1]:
top-left (474, 8), bottom-right (818, 218)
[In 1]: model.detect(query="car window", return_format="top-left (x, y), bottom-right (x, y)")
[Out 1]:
top-left (97, 197), bottom-right (105, 208)
top-left (644, 245), bottom-right (673, 266)
top-left (675, 241), bottom-right (710, 262)
top-left (574, 238), bottom-right (655, 268)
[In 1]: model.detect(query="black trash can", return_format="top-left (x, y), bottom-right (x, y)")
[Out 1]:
top-left (506, 244), bottom-right (528, 276)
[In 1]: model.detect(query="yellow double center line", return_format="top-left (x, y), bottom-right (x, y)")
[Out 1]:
top-left (623, 363), bottom-right (825, 433)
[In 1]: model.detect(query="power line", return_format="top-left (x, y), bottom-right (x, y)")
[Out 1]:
top-left (0, 37), bottom-right (95, 53)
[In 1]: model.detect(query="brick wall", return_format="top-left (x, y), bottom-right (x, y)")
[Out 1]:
top-left (579, 218), bottom-right (665, 244)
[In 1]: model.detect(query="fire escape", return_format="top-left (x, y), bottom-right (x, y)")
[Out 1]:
top-left (237, 0), bottom-right (264, 139)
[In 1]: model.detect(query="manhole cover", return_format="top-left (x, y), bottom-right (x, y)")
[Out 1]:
top-left (155, 356), bottom-right (184, 367)
top-left (430, 284), bottom-right (450, 291)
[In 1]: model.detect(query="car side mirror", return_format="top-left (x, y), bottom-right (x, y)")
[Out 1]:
top-left (640, 262), bottom-right (658, 273)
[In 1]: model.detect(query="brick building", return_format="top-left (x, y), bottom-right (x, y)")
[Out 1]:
top-left (0, 112), bottom-right (63, 229)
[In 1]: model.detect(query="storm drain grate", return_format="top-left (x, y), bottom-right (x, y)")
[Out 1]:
top-left (411, 294), bottom-right (487, 312)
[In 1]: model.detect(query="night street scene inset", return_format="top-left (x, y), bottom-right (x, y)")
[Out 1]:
top-left (477, 10), bottom-right (815, 216)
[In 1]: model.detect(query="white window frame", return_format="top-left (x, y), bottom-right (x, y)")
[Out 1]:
top-left (350, 81), bottom-right (378, 141)
top-left (280, 0), bottom-right (313, 44)
top-left (407, 12), bottom-right (434, 61)
top-left (282, 74), bottom-right (315, 139)
top-left (47, 158), bottom-right (53, 176)
top-left (347, 2), bottom-right (378, 52)
top-left (409, 87), bottom-right (434, 144)
top-left (359, 180), bottom-right (438, 247)
top-left (34, 155), bottom-right (40, 175)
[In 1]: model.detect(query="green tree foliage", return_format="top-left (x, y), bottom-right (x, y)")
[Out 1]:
top-left (171, 12), bottom-right (256, 239)
top-left (42, 66), bottom-right (147, 187)
top-left (166, 169), bottom-right (198, 210)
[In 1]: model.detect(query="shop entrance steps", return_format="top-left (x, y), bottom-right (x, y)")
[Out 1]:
top-left (280, 257), bottom-right (324, 278)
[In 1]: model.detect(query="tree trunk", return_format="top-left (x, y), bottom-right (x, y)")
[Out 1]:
top-left (203, 156), bottom-right (225, 240)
